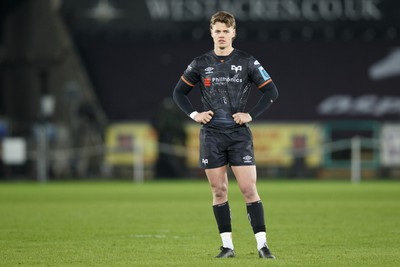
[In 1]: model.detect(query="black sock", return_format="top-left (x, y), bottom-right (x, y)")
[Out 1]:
top-left (213, 201), bottom-right (232, 233)
top-left (246, 200), bottom-right (266, 234)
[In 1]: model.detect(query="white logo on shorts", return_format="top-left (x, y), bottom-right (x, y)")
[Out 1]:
top-left (243, 155), bottom-right (252, 163)
top-left (202, 158), bottom-right (208, 165)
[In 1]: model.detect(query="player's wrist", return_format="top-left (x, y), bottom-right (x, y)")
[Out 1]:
top-left (248, 113), bottom-right (253, 122)
top-left (189, 111), bottom-right (198, 120)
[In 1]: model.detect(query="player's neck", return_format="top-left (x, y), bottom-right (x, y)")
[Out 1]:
top-left (214, 46), bottom-right (234, 56)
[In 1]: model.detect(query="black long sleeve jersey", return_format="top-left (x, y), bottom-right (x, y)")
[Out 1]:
top-left (178, 49), bottom-right (277, 129)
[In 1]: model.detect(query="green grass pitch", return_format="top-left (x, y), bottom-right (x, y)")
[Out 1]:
top-left (0, 179), bottom-right (399, 266)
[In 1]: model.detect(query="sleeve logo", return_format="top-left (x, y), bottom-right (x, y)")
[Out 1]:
top-left (258, 66), bottom-right (270, 81)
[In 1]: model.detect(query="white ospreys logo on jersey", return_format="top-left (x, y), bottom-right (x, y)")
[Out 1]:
top-left (231, 65), bottom-right (242, 73)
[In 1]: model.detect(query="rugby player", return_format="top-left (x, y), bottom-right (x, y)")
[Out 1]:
top-left (173, 11), bottom-right (278, 259)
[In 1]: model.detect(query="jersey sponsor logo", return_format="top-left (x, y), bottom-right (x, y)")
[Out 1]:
top-left (212, 76), bottom-right (243, 85)
top-left (203, 77), bottom-right (211, 87)
top-left (258, 66), bottom-right (270, 81)
top-left (231, 65), bottom-right (242, 73)
top-left (201, 158), bottom-right (208, 165)
top-left (205, 67), bottom-right (214, 74)
top-left (254, 60), bottom-right (260, 65)
top-left (186, 65), bottom-right (192, 72)
top-left (243, 155), bottom-right (253, 163)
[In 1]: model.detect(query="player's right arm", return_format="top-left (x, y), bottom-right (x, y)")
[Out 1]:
top-left (172, 78), bottom-right (196, 116)
top-left (172, 60), bottom-right (214, 123)
top-left (172, 80), bottom-right (214, 124)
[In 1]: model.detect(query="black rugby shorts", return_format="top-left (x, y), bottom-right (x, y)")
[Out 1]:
top-left (199, 126), bottom-right (255, 169)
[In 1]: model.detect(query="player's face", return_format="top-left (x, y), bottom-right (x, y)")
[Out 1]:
top-left (210, 22), bottom-right (236, 49)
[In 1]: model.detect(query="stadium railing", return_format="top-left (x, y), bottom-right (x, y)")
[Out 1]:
top-left (16, 136), bottom-right (388, 183)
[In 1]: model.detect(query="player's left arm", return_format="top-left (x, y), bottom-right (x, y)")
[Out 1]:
top-left (233, 82), bottom-right (278, 125)
top-left (248, 81), bottom-right (278, 119)
top-left (233, 58), bottom-right (279, 125)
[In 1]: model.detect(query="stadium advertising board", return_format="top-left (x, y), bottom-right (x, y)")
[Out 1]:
top-left (62, 0), bottom-right (400, 40)
top-left (251, 123), bottom-right (323, 167)
top-left (105, 123), bottom-right (157, 165)
top-left (106, 123), bottom-right (323, 168)
top-left (380, 124), bottom-right (400, 167)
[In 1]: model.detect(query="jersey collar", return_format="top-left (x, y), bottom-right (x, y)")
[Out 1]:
top-left (212, 49), bottom-right (235, 63)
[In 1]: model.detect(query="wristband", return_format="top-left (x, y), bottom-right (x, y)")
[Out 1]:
top-left (189, 111), bottom-right (198, 120)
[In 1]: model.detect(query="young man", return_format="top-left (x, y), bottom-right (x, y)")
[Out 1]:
top-left (172, 11), bottom-right (278, 259)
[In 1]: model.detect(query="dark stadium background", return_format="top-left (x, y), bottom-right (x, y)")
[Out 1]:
top-left (1, 0), bottom-right (400, 180)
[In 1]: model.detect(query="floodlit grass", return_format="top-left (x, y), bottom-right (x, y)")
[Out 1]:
top-left (0, 179), bottom-right (399, 266)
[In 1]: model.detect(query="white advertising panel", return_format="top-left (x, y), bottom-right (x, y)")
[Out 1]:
top-left (380, 124), bottom-right (400, 167)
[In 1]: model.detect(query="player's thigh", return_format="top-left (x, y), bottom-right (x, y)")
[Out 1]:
top-left (205, 165), bottom-right (229, 188)
top-left (231, 165), bottom-right (258, 194)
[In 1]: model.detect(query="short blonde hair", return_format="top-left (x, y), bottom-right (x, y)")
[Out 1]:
top-left (210, 11), bottom-right (236, 30)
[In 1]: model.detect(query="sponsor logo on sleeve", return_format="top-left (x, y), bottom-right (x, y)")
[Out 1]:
top-left (258, 66), bottom-right (270, 81)
top-left (254, 60), bottom-right (260, 65)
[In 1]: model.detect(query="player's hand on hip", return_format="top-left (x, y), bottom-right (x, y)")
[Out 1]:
top-left (194, 110), bottom-right (214, 124)
top-left (232, 113), bottom-right (252, 125)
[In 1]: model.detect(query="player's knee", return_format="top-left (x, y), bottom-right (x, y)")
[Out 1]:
top-left (240, 185), bottom-right (258, 201)
top-left (211, 183), bottom-right (228, 200)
